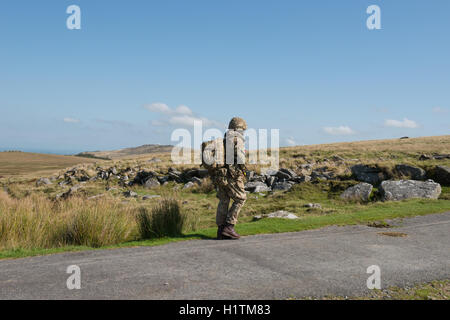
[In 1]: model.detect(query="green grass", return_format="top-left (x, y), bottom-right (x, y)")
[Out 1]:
top-left (1, 135), bottom-right (449, 260)
top-left (2, 196), bottom-right (449, 260)
top-left (302, 279), bottom-right (450, 300)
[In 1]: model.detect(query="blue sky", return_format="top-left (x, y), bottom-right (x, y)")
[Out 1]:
top-left (0, 0), bottom-right (449, 154)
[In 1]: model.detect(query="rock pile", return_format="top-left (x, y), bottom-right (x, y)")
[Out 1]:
top-left (379, 180), bottom-right (441, 201)
top-left (340, 183), bottom-right (373, 202)
top-left (254, 211), bottom-right (299, 220)
top-left (429, 166), bottom-right (450, 186)
top-left (36, 177), bottom-right (52, 187)
top-left (339, 163), bottom-right (447, 202)
top-left (244, 166), bottom-right (338, 193)
top-left (395, 164), bottom-right (426, 180)
top-left (419, 154), bottom-right (450, 161)
top-left (49, 165), bottom-right (209, 189)
top-left (56, 183), bottom-right (85, 200)
top-left (36, 158), bottom-right (448, 203)
top-left (350, 165), bottom-right (388, 185)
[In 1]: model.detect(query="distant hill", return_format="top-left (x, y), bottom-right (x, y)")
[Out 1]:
top-left (76, 144), bottom-right (173, 160)
top-left (0, 151), bottom-right (97, 177)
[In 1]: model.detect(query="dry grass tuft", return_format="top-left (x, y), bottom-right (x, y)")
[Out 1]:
top-left (0, 190), bottom-right (199, 250)
top-left (137, 198), bottom-right (197, 239)
top-left (192, 177), bottom-right (215, 194)
top-left (378, 232), bottom-right (408, 237)
top-left (0, 191), bottom-right (138, 249)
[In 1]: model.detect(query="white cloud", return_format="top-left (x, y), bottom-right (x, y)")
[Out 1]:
top-left (384, 118), bottom-right (418, 128)
top-left (168, 115), bottom-right (219, 127)
top-left (145, 103), bottom-right (193, 116)
top-left (63, 117), bottom-right (80, 123)
top-left (432, 107), bottom-right (448, 114)
top-left (145, 102), bottom-right (172, 114)
top-left (323, 126), bottom-right (355, 135)
top-left (175, 105), bottom-right (193, 115)
top-left (285, 137), bottom-right (296, 146)
top-left (145, 102), bottom-right (223, 128)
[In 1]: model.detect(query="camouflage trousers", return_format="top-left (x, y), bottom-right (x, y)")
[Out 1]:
top-left (215, 172), bottom-right (247, 226)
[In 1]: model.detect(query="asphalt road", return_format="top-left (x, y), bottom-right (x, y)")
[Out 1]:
top-left (1, 212), bottom-right (449, 299)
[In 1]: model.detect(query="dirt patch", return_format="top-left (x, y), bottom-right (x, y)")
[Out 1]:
top-left (367, 221), bottom-right (392, 228)
top-left (378, 232), bottom-right (408, 237)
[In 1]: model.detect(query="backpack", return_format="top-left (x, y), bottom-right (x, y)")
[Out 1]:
top-left (201, 138), bottom-right (225, 170)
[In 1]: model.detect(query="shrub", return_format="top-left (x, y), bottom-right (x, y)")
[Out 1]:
top-left (0, 190), bottom-right (198, 251)
top-left (192, 177), bottom-right (215, 194)
top-left (136, 207), bottom-right (153, 239)
top-left (0, 191), bottom-right (61, 249)
top-left (62, 199), bottom-right (138, 247)
top-left (137, 198), bottom-right (187, 239)
top-left (0, 192), bottom-right (138, 250)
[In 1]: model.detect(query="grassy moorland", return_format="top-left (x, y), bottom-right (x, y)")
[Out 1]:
top-left (0, 135), bottom-right (449, 259)
top-left (1, 183), bottom-right (449, 259)
top-left (76, 144), bottom-right (173, 160)
top-left (0, 151), bottom-right (96, 177)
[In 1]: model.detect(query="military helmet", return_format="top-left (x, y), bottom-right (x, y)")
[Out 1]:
top-left (228, 117), bottom-right (247, 130)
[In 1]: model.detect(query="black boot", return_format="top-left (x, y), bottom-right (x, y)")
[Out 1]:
top-left (221, 223), bottom-right (241, 239)
top-left (217, 225), bottom-right (232, 240)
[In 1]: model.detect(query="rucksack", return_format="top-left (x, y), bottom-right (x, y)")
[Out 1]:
top-left (201, 138), bottom-right (225, 170)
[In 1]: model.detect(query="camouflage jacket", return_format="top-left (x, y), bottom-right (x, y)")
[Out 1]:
top-left (224, 129), bottom-right (246, 176)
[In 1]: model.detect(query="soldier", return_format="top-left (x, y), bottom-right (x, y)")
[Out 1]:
top-left (214, 117), bottom-right (248, 240)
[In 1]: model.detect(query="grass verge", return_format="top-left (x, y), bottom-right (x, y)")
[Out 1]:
top-left (301, 279), bottom-right (450, 300)
top-left (1, 197), bottom-right (449, 260)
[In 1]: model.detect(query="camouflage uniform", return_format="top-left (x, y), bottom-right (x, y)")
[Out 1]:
top-left (215, 127), bottom-right (247, 226)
